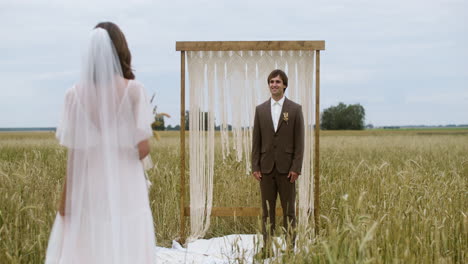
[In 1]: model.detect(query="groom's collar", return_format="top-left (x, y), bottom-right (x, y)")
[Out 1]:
top-left (270, 96), bottom-right (286, 107)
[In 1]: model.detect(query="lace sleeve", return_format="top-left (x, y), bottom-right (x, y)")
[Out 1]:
top-left (129, 81), bottom-right (154, 145)
top-left (56, 86), bottom-right (77, 147)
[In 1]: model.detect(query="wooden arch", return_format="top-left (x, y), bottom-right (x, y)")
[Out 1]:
top-left (176, 41), bottom-right (325, 242)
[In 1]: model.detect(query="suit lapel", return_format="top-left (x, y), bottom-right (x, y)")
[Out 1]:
top-left (276, 97), bottom-right (289, 132)
top-left (264, 99), bottom-right (275, 134)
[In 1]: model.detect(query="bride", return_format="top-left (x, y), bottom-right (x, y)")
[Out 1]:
top-left (45, 22), bottom-right (156, 263)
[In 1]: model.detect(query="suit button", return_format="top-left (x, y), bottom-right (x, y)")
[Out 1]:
top-left (273, 145), bottom-right (276, 149)
top-left (274, 134), bottom-right (278, 137)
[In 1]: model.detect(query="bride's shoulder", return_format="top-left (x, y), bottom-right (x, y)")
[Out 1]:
top-left (63, 84), bottom-right (78, 102)
top-left (127, 79), bottom-right (145, 90)
top-left (66, 84), bottom-right (77, 93)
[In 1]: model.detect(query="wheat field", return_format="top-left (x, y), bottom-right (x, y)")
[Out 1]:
top-left (0, 130), bottom-right (466, 263)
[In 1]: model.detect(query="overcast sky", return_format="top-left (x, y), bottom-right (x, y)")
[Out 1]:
top-left (0, 0), bottom-right (466, 127)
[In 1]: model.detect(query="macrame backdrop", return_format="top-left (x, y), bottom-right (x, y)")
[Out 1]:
top-left (187, 50), bottom-right (316, 241)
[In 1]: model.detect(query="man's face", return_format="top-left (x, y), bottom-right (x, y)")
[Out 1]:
top-left (269, 75), bottom-right (286, 98)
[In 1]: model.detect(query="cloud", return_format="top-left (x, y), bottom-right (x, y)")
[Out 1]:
top-left (322, 68), bottom-right (376, 84)
top-left (0, 0), bottom-right (467, 127)
top-left (33, 70), bottom-right (78, 81)
top-left (405, 91), bottom-right (468, 105)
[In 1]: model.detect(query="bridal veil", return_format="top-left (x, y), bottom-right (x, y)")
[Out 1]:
top-left (46, 27), bottom-right (156, 263)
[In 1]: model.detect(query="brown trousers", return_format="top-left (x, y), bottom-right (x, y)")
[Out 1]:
top-left (260, 165), bottom-right (296, 243)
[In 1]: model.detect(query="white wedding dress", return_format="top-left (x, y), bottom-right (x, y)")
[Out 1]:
top-left (45, 28), bottom-right (156, 264)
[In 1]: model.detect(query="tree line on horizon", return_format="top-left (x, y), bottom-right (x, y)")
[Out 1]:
top-left (152, 103), bottom-right (367, 131)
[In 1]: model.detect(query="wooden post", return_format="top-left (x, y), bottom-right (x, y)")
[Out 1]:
top-left (314, 50), bottom-right (321, 235)
top-left (179, 51), bottom-right (186, 244)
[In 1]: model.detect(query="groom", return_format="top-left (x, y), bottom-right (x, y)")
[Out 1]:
top-left (252, 69), bottom-right (304, 249)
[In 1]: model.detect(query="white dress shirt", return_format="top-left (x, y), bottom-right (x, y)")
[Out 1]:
top-left (271, 96), bottom-right (285, 132)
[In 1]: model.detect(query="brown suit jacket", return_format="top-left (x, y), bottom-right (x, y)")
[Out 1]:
top-left (251, 97), bottom-right (304, 174)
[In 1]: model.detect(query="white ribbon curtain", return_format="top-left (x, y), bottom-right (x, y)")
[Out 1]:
top-left (187, 50), bottom-right (316, 241)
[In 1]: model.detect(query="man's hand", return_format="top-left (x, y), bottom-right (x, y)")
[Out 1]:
top-left (288, 171), bottom-right (299, 183)
top-left (253, 171), bottom-right (262, 181)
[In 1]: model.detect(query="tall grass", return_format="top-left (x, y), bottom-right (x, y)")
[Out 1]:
top-left (0, 130), bottom-right (466, 263)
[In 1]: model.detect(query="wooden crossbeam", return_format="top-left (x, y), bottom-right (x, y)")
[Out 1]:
top-left (176, 41), bottom-right (325, 51)
top-left (184, 207), bottom-right (288, 217)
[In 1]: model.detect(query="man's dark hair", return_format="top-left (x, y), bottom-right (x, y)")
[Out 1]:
top-left (267, 69), bottom-right (288, 92)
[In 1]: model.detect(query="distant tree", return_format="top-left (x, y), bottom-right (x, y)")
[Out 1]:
top-left (185, 110), bottom-right (189, 130)
top-left (215, 124), bottom-right (233, 131)
top-left (151, 113), bottom-right (171, 131)
top-left (321, 102), bottom-right (365, 130)
top-left (166, 125), bottom-right (179, 131)
top-left (151, 116), bottom-right (165, 131)
top-left (148, 92), bottom-right (171, 133)
top-left (184, 110), bottom-right (209, 131)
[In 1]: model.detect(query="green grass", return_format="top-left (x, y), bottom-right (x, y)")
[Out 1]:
top-left (0, 130), bottom-right (467, 263)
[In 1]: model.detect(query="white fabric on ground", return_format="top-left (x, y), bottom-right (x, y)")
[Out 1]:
top-left (155, 234), bottom-right (287, 264)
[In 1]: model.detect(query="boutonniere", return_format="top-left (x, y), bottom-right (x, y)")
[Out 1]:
top-left (283, 112), bottom-right (289, 124)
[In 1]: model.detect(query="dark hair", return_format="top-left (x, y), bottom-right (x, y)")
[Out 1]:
top-left (267, 69), bottom-right (288, 92)
top-left (95, 22), bottom-right (135, 80)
